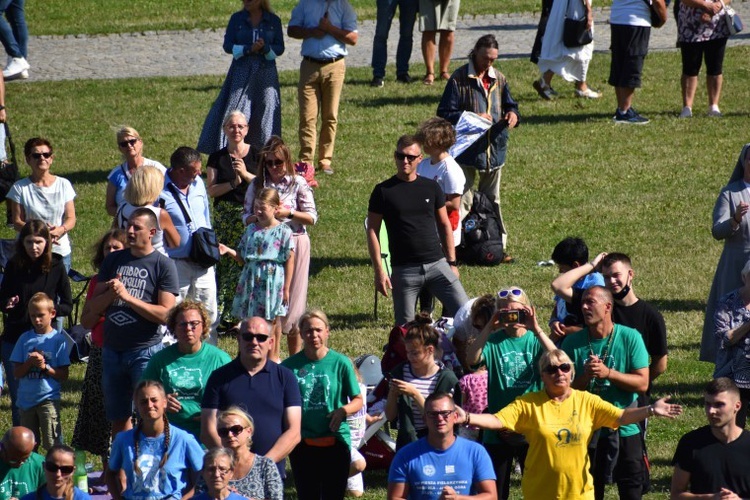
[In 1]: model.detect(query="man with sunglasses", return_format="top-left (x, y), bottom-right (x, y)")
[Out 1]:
top-left (367, 135), bottom-right (469, 325)
top-left (388, 392), bottom-right (497, 499)
top-left (0, 427), bottom-right (44, 500)
top-left (201, 316), bottom-right (302, 480)
top-left (562, 286), bottom-right (650, 500)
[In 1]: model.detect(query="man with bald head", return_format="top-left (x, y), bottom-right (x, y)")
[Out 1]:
top-left (201, 317), bottom-right (301, 479)
top-left (0, 427), bottom-right (44, 500)
top-left (562, 286), bottom-right (650, 500)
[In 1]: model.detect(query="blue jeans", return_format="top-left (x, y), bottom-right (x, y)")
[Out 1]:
top-left (371, 0), bottom-right (418, 78)
top-left (1, 340), bottom-right (20, 425)
top-left (101, 343), bottom-right (163, 421)
top-left (0, 0), bottom-right (27, 59)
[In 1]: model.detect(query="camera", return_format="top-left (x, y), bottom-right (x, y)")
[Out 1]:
top-left (498, 310), bottom-right (526, 324)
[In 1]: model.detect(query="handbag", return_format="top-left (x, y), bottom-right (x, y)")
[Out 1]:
top-left (166, 184), bottom-right (220, 268)
top-left (562, 0), bottom-right (593, 47)
top-left (719, 0), bottom-right (744, 35)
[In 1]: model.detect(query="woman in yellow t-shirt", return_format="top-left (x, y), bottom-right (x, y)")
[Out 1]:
top-left (456, 349), bottom-right (682, 499)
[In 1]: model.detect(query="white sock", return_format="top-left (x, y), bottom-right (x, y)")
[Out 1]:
top-left (709, 104), bottom-right (720, 113)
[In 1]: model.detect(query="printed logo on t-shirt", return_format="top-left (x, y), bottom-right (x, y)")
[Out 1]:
top-left (115, 264), bottom-right (151, 305)
top-left (422, 464), bottom-right (436, 477)
top-left (555, 410), bottom-right (582, 447)
top-left (499, 350), bottom-right (534, 388)
top-left (109, 310), bottom-right (138, 327)
top-left (0, 478), bottom-right (32, 498)
top-left (299, 372), bottom-right (331, 410)
top-left (169, 367), bottom-right (204, 398)
top-left (445, 464), bottom-right (455, 474)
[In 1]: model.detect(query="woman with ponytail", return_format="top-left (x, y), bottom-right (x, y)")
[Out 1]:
top-left (106, 380), bottom-right (204, 500)
top-left (21, 445), bottom-right (90, 500)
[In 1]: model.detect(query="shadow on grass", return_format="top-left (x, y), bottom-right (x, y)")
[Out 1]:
top-left (467, 23), bottom-right (539, 32)
top-left (64, 169), bottom-right (114, 186)
top-left (309, 256), bottom-right (371, 277)
top-left (649, 299), bottom-right (705, 313)
top-left (522, 112), bottom-right (616, 125)
top-left (354, 94), bottom-right (442, 108)
top-left (327, 311), bottom-right (388, 331)
top-left (653, 380), bottom-right (708, 407)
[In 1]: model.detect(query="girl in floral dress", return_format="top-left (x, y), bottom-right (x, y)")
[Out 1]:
top-left (219, 187), bottom-right (294, 361)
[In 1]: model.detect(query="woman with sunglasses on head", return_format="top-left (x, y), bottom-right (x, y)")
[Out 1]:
top-left (106, 380), bottom-right (204, 500)
top-left (282, 310), bottom-right (363, 499)
top-left (105, 126), bottom-right (166, 217)
top-left (385, 312), bottom-right (461, 451)
top-left (457, 349), bottom-right (682, 500)
top-left (21, 445), bottom-right (91, 500)
top-left (206, 408), bottom-right (282, 500)
top-left (463, 286), bottom-right (555, 499)
top-left (142, 301), bottom-right (232, 442)
top-left (7, 138), bottom-right (76, 271)
top-left (243, 136), bottom-right (317, 356)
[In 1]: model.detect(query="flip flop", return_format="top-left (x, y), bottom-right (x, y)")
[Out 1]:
top-left (423, 72), bottom-right (435, 86)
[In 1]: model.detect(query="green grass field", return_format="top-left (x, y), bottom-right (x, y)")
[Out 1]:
top-left (1, 45), bottom-right (749, 497)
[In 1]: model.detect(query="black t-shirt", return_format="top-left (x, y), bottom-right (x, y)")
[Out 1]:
top-left (368, 175), bottom-right (446, 266)
top-left (672, 426), bottom-right (750, 497)
top-left (613, 299), bottom-right (668, 358)
top-left (206, 146), bottom-right (258, 205)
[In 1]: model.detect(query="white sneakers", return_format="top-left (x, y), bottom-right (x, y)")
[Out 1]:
top-left (3, 56), bottom-right (30, 79)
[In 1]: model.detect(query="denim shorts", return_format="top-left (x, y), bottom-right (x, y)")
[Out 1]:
top-left (101, 343), bottom-right (163, 421)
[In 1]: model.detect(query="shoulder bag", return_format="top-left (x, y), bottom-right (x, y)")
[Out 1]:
top-left (166, 184), bottom-right (220, 268)
top-left (719, 0), bottom-right (744, 35)
top-left (563, 0), bottom-right (594, 47)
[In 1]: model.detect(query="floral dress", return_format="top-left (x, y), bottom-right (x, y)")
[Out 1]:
top-left (231, 222), bottom-right (294, 321)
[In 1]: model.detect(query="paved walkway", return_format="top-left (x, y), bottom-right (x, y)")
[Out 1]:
top-left (19, 3), bottom-right (750, 82)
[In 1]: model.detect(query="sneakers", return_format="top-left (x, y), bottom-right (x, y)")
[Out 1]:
top-left (3, 57), bottom-right (29, 79)
top-left (575, 88), bottom-right (602, 99)
top-left (396, 73), bottom-right (414, 84)
top-left (532, 79), bottom-right (555, 100)
top-left (370, 76), bottom-right (384, 88)
top-left (613, 108), bottom-right (650, 125)
top-left (679, 106), bottom-right (693, 118)
top-left (707, 108), bottom-right (723, 117)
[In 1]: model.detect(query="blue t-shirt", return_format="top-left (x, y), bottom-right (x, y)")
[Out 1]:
top-left (192, 493), bottom-right (245, 500)
top-left (109, 424), bottom-right (204, 500)
top-left (10, 330), bottom-right (69, 410)
top-left (21, 487), bottom-right (91, 500)
top-left (389, 437), bottom-right (496, 499)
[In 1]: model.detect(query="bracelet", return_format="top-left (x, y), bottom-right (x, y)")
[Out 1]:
top-left (465, 413), bottom-right (471, 426)
top-left (447, 260), bottom-right (457, 266)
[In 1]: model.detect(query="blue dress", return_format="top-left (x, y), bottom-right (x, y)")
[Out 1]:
top-left (232, 223), bottom-right (295, 321)
top-left (197, 9), bottom-right (284, 153)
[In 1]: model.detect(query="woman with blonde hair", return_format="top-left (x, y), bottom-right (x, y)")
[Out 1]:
top-left (105, 126), bottom-right (165, 216)
top-left (113, 165), bottom-right (180, 255)
top-left (21, 445), bottom-right (91, 500)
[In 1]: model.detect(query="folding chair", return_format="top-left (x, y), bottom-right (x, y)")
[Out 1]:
top-left (364, 218), bottom-right (391, 320)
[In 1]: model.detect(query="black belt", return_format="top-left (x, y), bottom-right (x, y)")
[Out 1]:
top-left (303, 55), bottom-right (344, 65)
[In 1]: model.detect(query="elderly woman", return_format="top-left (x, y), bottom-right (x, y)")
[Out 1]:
top-left (464, 287), bottom-right (555, 499)
top-left (676, 0), bottom-right (730, 117)
top-left (105, 126), bottom-right (166, 216)
top-left (142, 300), bottom-right (232, 441)
top-left (282, 310), bottom-right (363, 499)
top-left (206, 111), bottom-right (258, 330)
top-left (192, 448), bottom-right (244, 500)
top-left (713, 259), bottom-right (750, 427)
top-left (460, 349), bottom-right (682, 500)
top-left (244, 136), bottom-right (317, 355)
top-left (701, 144), bottom-right (750, 363)
top-left (7, 137), bottom-right (76, 270)
top-left (197, 0), bottom-right (284, 153)
top-left (211, 407), bottom-right (283, 500)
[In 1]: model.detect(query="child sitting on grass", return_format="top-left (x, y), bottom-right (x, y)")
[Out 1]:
top-left (10, 292), bottom-right (70, 451)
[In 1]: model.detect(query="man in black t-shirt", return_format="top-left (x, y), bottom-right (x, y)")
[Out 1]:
top-left (672, 378), bottom-right (750, 498)
top-left (366, 135), bottom-right (469, 324)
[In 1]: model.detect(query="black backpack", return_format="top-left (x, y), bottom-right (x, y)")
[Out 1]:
top-left (457, 190), bottom-right (505, 265)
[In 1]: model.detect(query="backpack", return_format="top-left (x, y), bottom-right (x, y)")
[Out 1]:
top-left (457, 190), bottom-right (505, 265)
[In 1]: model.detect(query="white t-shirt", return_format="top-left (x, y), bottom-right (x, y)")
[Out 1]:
top-left (452, 297), bottom-right (478, 342)
top-left (610, 0), bottom-right (651, 27)
top-left (8, 176), bottom-right (76, 257)
top-left (417, 155), bottom-right (466, 245)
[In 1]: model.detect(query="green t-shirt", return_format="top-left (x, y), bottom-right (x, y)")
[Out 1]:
top-left (282, 349), bottom-right (361, 446)
top-left (562, 324), bottom-right (649, 437)
top-left (482, 329), bottom-right (545, 444)
top-left (142, 342), bottom-right (232, 440)
top-left (0, 452), bottom-right (45, 500)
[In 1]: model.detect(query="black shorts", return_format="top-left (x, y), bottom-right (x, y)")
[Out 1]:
top-left (680, 37), bottom-right (728, 76)
top-left (609, 24), bottom-right (651, 88)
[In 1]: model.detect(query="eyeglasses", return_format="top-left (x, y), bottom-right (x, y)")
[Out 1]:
top-left (30, 152), bottom-right (52, 160)
top-left (498, 288), bottom-right (523, 299)
top-left (426, 410), bottom-right (454, 420)
top-left (240, 332), bottom-right (269, 343)
top-left (205, 465), bottom-right (232, 476)
top-left (394, 151), bottom-right (421, 163)
top-left (264, 159), bottom-right (285, 168)
top-left (177, 320), bottom-right (202, 330)
top-left (543, 363), bottom-right (572, 375)
top-left (119, 138), bottom-right (139, 148)
top-left (44, 463), bottom-right (75, 475)
top-left (217, 425), bottom-right (247, 438)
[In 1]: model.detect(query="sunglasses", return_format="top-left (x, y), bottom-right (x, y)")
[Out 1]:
top-left (177, 320), bottom-right (202, 330)
top-left (394, 151), bottom-right (421, 163)
top-left (30, 152), bottom-right (52, 160)
top-left (119, 138), bottom-right (139, 148)
top-left (543, 363), bottom-right (572, 375)
top-left (240, 332), bottom-right (269, 343)
top-left (264, 159), bottom-right (285, 168)
top-left (205, 465), bottom-right (232, 476)
top-left (217, 425), bottom-right (247, 438)
top-left (44, 463), bottom-right (75, 475)
top-left (425, 410), bottom-right (454, 420)
top-left (498, 288), bottom-right (523, 299)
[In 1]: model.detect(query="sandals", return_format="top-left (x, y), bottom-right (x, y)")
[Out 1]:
top-left (440, 71), bottom-right (451, 81)
top-left (423, 72), bottom-right (435, 86)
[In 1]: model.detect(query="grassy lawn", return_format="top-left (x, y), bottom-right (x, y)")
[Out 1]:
top-left (28, 0), bottom-right (583, 36)
top-left (1, 46), bottom-right (749, 497)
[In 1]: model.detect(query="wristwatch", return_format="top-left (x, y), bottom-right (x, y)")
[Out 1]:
top-left (447, 260), bottom-right (457, 266)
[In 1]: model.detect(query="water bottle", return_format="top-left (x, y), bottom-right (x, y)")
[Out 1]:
top-left (74, 450), bottom-right (88, 492)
